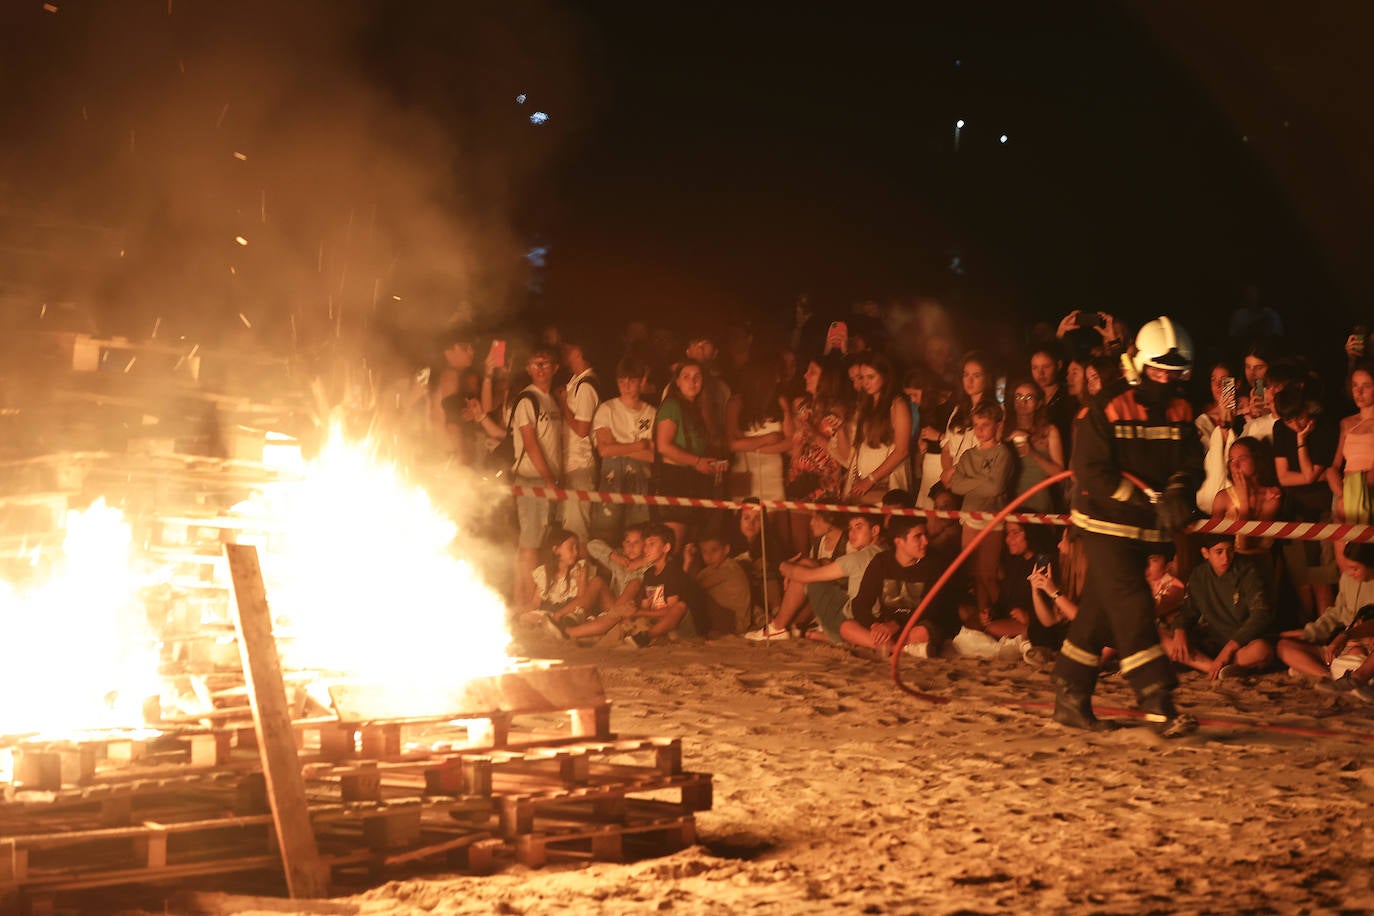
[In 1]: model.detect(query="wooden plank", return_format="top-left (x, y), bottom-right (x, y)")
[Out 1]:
top-left (225, 543), bottom-right (329, 900)
top-left (328, 665), bottom-right (606, 724)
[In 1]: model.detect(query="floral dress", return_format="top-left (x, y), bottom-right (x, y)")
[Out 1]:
top-left (787, 397), bottom-right (846, 500)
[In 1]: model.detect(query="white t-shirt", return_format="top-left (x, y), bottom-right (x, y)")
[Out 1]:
top-left (593, 398), bottom-right (656, 450)
top-left (834, 544), bottom-right (881, 617)
top-left (564, 369), bottom-right (600, 474)
top-left (513, 385), bottom-right (563, 480)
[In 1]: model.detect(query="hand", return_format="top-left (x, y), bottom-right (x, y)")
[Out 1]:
top-left (978, 608), bottom-right (993, 629)
top-left (682, 542), bottom-right (700, 567)
top-left (871, 622), bottom-right (898, 646)
top-left (1323, 634), bottom-right (1349, 666)
top-left (484, 347), bottom-right (504, 376)
top-left (850, 474), bottom-right (876, 497)
top-left (1156, 482), bottom-right (1196, 536)
top-left (1056, 312), bottom-right (1079, 337)
top-left (461, 398), bottom-right (486, 423)
top-left (1295, 418), bottom-right (1314, 444)
top-left (1347, 334), bottom-right (1366, 359)
top-left (1208, 644), bottom-right (1237, 680)
top-left (1028, 566), bottom-right (1052, 593)
top-left (1095, 312), bottom-right (1124, 347)
top-left (1168, 631), bottom-right (1190, 664)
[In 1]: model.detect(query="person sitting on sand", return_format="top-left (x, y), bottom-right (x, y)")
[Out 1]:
top-left (841, 515), bottom-right (959, 658)
top-left (622, 523), bottom-right (700, 648)
top-left (1276, 541), bottom-right (1374, 683)
top-left (587, 524), bottom-right (652, 607)
top-left (695, 530), bottom-right (753, 636)
top-left (745, 514), bottom-right (883, 643)
top-left (1167, 535), bottom-right (1276, 681)
top-left (518, 525), bottom-right (609, 640)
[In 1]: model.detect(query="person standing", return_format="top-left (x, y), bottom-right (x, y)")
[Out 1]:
top-left (512, 347), bottom-right (564, 612)
top-left (559, 338), bottom-right (601, 546)
top-left (1052, 317), bottom-right (1203, 737)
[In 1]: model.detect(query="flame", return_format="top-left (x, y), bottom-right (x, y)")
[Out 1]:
top-left (233, 424), bottom-right (515, 701)
top-left (0, 500), bottom-right (161, 740)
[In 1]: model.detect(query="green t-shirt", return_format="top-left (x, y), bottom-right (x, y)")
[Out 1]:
top-left (656, 397), bottom-right (707, 457)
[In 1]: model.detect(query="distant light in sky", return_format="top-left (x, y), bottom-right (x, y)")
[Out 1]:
top-left (956, 119), bottom-right (965, 129)
top-left (999, 134), bottom-right (1008, 144)
top-left (516, 93), bottom-right (527, 104)
top-left (954, 59), bottom-right (961, 67)
top-left (530, 111), bottom-right (549, 125)
top-left (525, 245), bottom-right (548, 268)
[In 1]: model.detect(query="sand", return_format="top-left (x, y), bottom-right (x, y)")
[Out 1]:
top-left (285, 636), bottom-right (1374, 915)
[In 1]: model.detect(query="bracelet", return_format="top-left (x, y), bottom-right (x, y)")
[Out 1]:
top-left (1050, 591), bottom-right (1063, 600)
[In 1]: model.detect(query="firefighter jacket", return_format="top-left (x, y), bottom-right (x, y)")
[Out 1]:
top-left (1069, 379), bottom-right (1203, 543)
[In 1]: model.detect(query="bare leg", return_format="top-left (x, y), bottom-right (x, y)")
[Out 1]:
top-left (766, 577), bottom-right (811, 630)
top-left (1276, 638), bottom-right (1330, 678)
top-left (515, 547), bottom-right (538, 613)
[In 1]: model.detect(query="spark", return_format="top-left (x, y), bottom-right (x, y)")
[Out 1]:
top-left (999, 134), bottom-right (1008, 144)
top-left (234, 235), bottom-right (248, 246)
top-left (39, 303), bottom-right (46, 319)
top-left (261, 190), bottom-right (266, 223)
top-left (239, 313), bottom-right (252, 328)
top-left (216, 103), bottom-right (229, 129)
top-left (188, 344), bottom-right (200, 360)
top-left (150, 316), bottom-right (161, 339)
top-left (178, 57), bottom-right (185, 75)
top-left (229, 265), bottom-right (236, 275)
top-left (42, 3), bottom-right (58, 12)
top-left (81, 106), bottom-right (87, 121)
top-left (123, 356), bottom-right (137, 373)
top-left (530, 111), bottom-right (549, 125)
top-left (233, 151), bottom-right (247, 161)
top-left (119, 249), bottom-right (125, 257)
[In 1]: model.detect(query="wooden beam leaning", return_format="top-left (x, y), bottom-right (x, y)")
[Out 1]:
top-left (225, 543), bottom-right (330, 900)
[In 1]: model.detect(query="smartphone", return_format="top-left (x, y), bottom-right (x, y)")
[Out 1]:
top-left (1353, 326), bottom-right (1369, 355)
top-left (1035, 552), bottom-right (1056, 572)
top-left (488, 339), bottom-right (507, 368)
top-left (825, 321), bottom-right (848, 350)
top-left (1251, 376), bottom-right (1267, 406)
top-left (1221, 375), bottom-right (1236, 412)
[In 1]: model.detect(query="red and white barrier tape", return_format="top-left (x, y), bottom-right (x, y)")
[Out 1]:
top-left (505, 485), bottom-right (1374, 543)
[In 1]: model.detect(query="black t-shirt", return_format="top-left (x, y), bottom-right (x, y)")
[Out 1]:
top-left (850, 550), bottom-right (960, 642)
top-left (1272, 417), bottom-right (1339, 520)
top-left (996, 553), bottom-right (1035, 620)
top-left (642, 561), bottom-right (693, 609)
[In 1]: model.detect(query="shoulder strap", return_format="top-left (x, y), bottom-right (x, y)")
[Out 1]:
top-left (504, 391), bottom-right (542, 436)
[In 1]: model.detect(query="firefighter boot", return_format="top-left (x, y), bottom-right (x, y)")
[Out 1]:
top-left (1137, 684), bottom-right (1198, 738)
top-left (1052, 678), bottom-right (1114, 731)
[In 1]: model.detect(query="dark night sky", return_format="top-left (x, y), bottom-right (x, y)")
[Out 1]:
top-left (0, 1), bottom-right (1368, 363)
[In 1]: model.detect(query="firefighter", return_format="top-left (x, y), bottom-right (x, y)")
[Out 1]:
top-left (1053, 317), bottom-right (1203, 737)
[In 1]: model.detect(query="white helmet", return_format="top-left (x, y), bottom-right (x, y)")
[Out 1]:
top-left (1132, 316), bottom-right (1193, 376)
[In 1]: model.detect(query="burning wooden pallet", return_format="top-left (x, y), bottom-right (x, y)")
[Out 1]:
top-left (0, 545), bottom-right (712, 911)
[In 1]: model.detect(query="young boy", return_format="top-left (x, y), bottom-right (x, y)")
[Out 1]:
top-left (624, 524), bottom-right (698, 648)
top-left (745, 514), bottom-right (883, 643)
top-left (842, 516), bottom-right (958, 658)
top-left (1168, 535), bottom-right (1275, 680)
top-left (695, 531), bottom-right (753, 636)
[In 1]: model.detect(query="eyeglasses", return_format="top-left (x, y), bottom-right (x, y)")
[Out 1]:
top-left (1013, 393), bottom-right (1037, 402)
top-left (528, 360), bottom-right (554, 369)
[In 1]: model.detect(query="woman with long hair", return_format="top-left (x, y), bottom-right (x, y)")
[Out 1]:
top-left (1328, 362), bottom-right (1374, 524)
top-left (785, 355), bottom-right (852, 549)
top-left (845, 352), bottom-right (912, 504)
top-left (940, 351), bottom-right (997, 486)
top-left (726, 361), bottom-right (794, 501)
top-left (1005, 379), bottom-right (1066, 514)
top-left (517, 525), bottom-right (608, 640)
top-left (653, 359), bottom-right (719, 546)
top-left (1211, 435), bottom-right (1283, 580)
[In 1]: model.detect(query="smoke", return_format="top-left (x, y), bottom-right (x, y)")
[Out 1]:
top-left (0, 0), bottom-right (588, 370)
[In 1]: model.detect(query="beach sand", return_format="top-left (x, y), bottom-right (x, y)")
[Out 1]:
top-left (303, 636), bottom-right (1374, 914)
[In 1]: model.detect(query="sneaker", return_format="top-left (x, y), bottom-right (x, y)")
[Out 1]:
top-left (1216, 664), bottom-right (1245, 682)
top-left (744, 623), bottom-right (791, 642)
top-left (901, 641), bottom-right (929, 660)
top-left (1156, 713), bottom-right (1199, 738)
top-left (1330, 672), bottom-right (1361, 693)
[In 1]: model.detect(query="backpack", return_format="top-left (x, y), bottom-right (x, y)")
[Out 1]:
top-left (487, 391), bottom-right (542, 479)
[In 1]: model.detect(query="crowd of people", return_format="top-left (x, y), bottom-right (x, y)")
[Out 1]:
top-left (422, 295), bottom-right (1374, 712)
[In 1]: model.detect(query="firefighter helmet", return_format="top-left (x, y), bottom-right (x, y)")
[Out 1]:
top-left (1132, 316), bottom-right (1193, 376)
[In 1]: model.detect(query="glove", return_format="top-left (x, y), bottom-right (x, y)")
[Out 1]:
top-left (1155, 475), bottom-right (1195, 536)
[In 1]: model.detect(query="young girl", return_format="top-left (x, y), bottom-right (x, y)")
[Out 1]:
top-left (947, 402), bottom-right (1013, 617)
top-left (846, 353), bottom-right (911, 504)
top-left (653, 360), bottom-right (719, 547)
top-left (786, 355), bottom-right (852, 549)
top-left (726, 361), bottom-right (793, 501)
top-left (941, 352), bottom-right (997, 486)
top-left (1005, 379), bottom-right (1065, 514)
top-left (520, 526), bottom-right (608, 638)
top-left (1328, 362), bottom-right (1374, 523)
